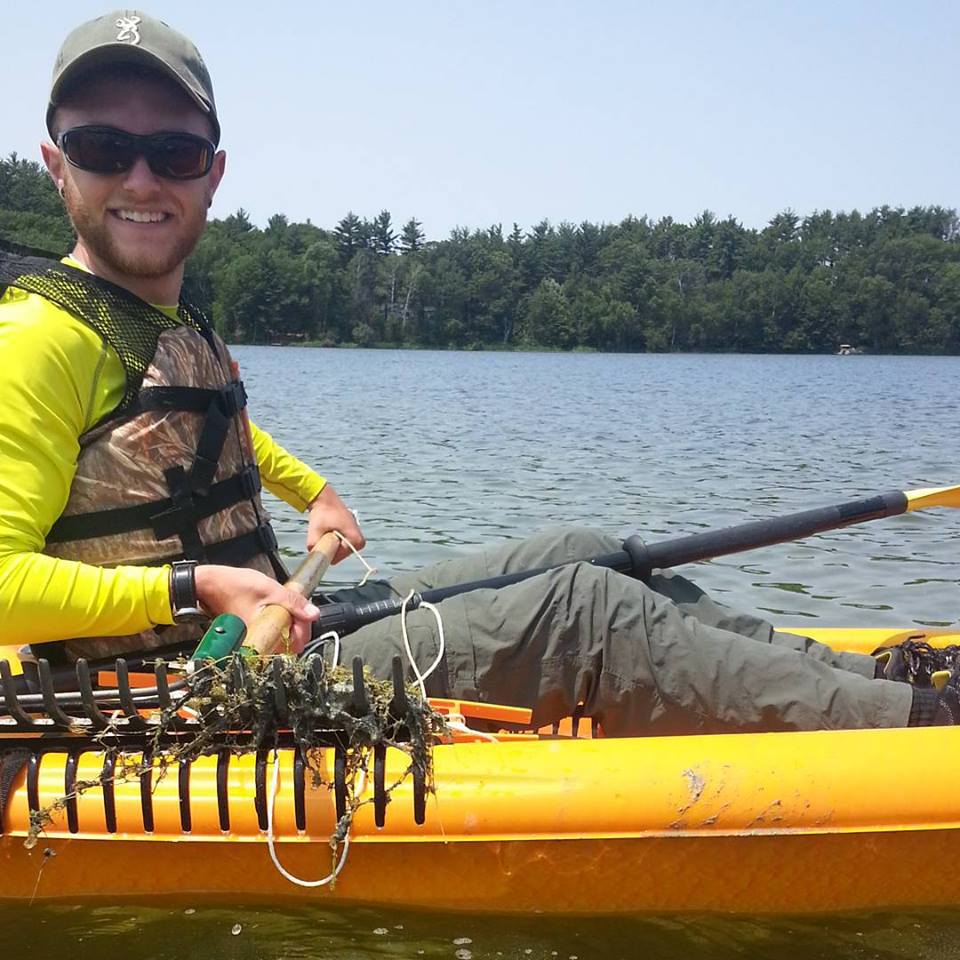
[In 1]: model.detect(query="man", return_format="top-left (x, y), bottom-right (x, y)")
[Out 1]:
top-left (0, 11), bottom-right (953, 734)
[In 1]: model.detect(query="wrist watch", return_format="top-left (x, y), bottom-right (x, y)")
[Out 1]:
top-left (169, 560), bottom-right (206, 623)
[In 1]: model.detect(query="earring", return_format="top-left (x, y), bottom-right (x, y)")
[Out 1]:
top-left (58, 183), bottom-right (65, 199)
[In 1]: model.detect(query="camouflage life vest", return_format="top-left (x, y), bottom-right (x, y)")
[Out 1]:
top-left (0, 247), bottom-right (285, 661)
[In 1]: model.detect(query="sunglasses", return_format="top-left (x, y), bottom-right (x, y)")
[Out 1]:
top-left (57, 126), bottom-right (217, 181)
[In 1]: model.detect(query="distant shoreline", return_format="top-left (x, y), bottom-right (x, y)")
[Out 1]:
top-left (4, 157), bottom-right (958, 356)
top-left (231, 341), bottom-right (960, 358)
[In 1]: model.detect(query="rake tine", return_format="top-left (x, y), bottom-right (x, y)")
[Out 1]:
top-left (38, 659), bottom-right (76, 727)
top-left (390, 656), bottom-right (408, 717)
top-left (76, 659), bottom-right (110, 730)
top-left (115, 659), bottom-right (146, 728)
top-left (0, 660), bottom-right (35, 729)
top-left (154, 660), bottom-right (173, 710)
top-left (350, 656), bottom-right (368, 715)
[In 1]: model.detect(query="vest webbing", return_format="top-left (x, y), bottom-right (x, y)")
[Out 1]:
top-left (0, 246), bottom-right (211, 422)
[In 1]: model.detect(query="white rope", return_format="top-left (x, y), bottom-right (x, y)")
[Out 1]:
top-left (300, 629), bottom-right (341, 667)
top-left (445, 717), bottom-right (500, 743)
top-left (333, 530), bottom-right (378, 587)
top-left (399, 590), bottom-right (446, 699)
top-left (399, 590), bottom-right (503, 743)
top-left (266, 749), bottom-right (350, 888)
top-left (267, 552), bottom-right (498, 889)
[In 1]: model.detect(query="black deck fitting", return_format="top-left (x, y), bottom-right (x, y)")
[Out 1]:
top-left (216, 749), bottom-right (230, 832)
top-left (178, 757), bottom-right (191, 833)
top-left (373, 743), bottom-right (388, 828)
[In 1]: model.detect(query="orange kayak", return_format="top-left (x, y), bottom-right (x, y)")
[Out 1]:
top-left (1, 627), bottom-right (958, 914)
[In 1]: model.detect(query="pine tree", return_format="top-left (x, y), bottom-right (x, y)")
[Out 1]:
top-left (371, 210), bottom-right (396, 255)
top-left (400, 217), bottom-right (425, 254)
top-left (334, 211), bottom-right (362, 261)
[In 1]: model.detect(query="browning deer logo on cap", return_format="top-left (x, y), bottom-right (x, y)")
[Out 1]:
top-left (115, 15), bottom-right (142, 44)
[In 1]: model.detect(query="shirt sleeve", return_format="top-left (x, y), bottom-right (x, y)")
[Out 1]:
top-left (0, 292), bottom-right (173, 645)
top-left (249, 421), bottom-right (326, 512)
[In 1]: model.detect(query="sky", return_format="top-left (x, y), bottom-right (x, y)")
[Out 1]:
top-left (5, 1), bottom-right (959, 241)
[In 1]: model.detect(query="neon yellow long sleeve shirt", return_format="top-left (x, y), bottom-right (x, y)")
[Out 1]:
top-left (0, 279), bottom-right (325, 645)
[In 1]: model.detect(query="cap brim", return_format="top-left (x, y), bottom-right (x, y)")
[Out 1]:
top-left (47, 43), bottom-right (219, 143)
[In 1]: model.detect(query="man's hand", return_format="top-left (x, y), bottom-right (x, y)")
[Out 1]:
top-left (194, 564), bottom-right (319, 653)
top-left (307, 483), bottom-right (366, 563)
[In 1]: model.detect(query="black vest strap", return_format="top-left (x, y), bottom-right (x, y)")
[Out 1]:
top-left (121, 381), bottom-right (248, 419)
top-left (152, 522), bottom-right (280, 568)
top-left (46, 466), bottom-right (262, 545)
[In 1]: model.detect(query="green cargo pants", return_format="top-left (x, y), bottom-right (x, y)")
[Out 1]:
top-left (325, 527), bottom-right (912, 737)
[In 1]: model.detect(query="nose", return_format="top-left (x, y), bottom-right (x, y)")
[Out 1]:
top-left (120, 153), bottom-right (162, 195)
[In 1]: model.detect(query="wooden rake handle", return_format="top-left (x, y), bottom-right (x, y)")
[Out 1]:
top-left (245, 531), bottom-right (342, 655)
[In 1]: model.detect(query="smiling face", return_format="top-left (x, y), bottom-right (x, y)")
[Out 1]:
top-left (41, 68), bottom-right (225, 303)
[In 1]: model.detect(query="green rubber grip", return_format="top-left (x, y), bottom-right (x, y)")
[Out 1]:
top-left (190, 613), bottom-right (248, 663)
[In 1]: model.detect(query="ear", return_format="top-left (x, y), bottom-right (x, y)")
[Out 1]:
top-left (206, 150), bottom-right (226, 205)
top-left (39, 141), bottom-right (66, 196)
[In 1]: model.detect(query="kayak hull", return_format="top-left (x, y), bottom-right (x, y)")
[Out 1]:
top-left (3, 826), bottom-right (957, 914)
top-left (1, 628), bottom-right (958, 914)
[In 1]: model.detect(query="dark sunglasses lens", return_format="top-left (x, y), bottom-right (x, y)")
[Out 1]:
top-left (63, 129), bottom-right (137, 173)
top-left (148, 135), bottom-right (213, 179)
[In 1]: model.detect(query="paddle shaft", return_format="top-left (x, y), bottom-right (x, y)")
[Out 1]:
top-left (315, 490), bottom-right (910, 637)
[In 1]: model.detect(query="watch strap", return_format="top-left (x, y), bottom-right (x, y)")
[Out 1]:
top-left (170, 560), bottom-right (204, 622)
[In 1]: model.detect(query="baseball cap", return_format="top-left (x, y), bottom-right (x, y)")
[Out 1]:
top-left (47, 10), bottom-right (219, 144)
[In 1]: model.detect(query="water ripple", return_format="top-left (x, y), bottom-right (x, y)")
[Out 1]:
top-left (240, 348), bottom-right (959, 629)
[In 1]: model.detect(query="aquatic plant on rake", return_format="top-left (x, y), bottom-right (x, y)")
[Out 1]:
top-left (22, 649), bottom-right (448, 877)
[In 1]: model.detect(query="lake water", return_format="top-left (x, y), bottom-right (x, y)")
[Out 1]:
top-left (246, 348), bottom-right (958, 629)
top-left (9, 349), bottom-right (960, 959)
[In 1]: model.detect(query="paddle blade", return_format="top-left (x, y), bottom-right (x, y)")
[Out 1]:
top-left (905, 484), bottom-right (960, 512)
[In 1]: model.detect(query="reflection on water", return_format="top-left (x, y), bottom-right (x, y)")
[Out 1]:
top-left (8, 349), bottom-right (959, 957)
top-left (14, 901), bottom-right (960, 960)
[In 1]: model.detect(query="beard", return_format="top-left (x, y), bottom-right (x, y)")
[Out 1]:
top-left (63, 180), bottom-right (208, 280)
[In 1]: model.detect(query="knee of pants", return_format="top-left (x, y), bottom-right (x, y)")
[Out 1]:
top-left (523, 525), bottom-right (622, 565)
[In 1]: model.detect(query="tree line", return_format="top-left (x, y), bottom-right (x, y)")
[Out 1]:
top-left (3, 151), bottom-right (959, 353)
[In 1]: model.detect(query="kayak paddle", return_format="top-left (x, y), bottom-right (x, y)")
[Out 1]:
top-left (312, 483), bottom-right (960, 638)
